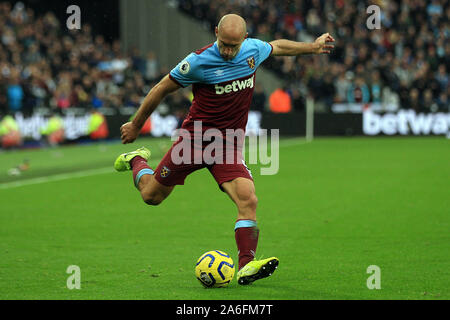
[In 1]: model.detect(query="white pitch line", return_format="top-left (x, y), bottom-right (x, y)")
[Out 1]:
top-left (0, 167), bottom-right (113, 190)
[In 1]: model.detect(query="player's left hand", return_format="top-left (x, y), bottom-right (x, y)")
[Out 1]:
top-left (313, 33), bottom-right (335, 54)
top-left (120, 122), bottom-right (140, 144)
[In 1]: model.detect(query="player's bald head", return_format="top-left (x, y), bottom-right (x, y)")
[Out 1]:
top-left (215, 14), bottom-right (248, 61)
top-left (216, 14), bottom-right (247, 41)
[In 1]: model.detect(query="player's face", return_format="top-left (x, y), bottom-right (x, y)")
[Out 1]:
top-left (216, 27), bottom-right (247, 61)
top-left (217, 39), bottom-right (242, 61)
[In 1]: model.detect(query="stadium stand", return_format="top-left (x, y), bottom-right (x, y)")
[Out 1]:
top-left (178, 0), bottom-right (449, 112)
top-left (0, 0), bottom-right (448, 118)
top-left (0, 1), bottom-right (192, 119)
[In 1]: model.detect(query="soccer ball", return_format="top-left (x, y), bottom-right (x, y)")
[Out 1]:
top-left (195, 250), bottom-right (235, 288)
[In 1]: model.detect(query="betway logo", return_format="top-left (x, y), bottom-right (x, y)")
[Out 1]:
top-left (363, 110), bottom-right (450, 135)
top-left (215, 75), bottom-right (254, 95)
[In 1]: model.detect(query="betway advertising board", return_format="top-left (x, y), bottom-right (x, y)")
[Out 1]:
top-left (11, 111), bottom-right (263, 140)
top-left (363, 110), bottom-right (450, 136)
top-left (7, 109), bottom-right (449, 141)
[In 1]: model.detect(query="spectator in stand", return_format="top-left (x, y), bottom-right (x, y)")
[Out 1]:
top-left (435, 64), bottom-right (448, 91)
top-left (269, 87), bottom-right (292, 113)
top-left (334, 72), bottom-right (351, 103)
top-left (347, 77), bottom-right (370, 104)
top-left (437, 92), bottom-right (448, 111)
top-left (320, 74), bottom-right (336, 111)
top-left (422, 89), bottom-right (439, 113)
top-left (369, 71), bottom-right (383, 103)
top-left (7, 75), bottom-right (24, 112)
top-left (250, 84), bottom-right (267, 112)
top-left (290, 87), bottom-right (306, 112)
top-left (0, 82), bottom-right (8, 115)
top-left (145, 51), bottom-right (159, 82)
top-left (307, 72), bottom-right (323, 103)
top-left (409, 88), bottom-right (422, 113)
top-left (167, 90), bottom-right (191, 128)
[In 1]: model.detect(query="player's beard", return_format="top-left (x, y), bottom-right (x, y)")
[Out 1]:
top-left (220, 51), bottom-right (236, 61)
top-left (222, 54), bottom-right (234, 61)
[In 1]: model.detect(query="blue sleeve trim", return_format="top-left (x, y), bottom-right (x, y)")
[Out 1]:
top-left (235, 220), bottom-right (257, 231)
top-left (169, 74), bottom-right (185, 88)
top-left (135, 168), bottom-right (155, 187)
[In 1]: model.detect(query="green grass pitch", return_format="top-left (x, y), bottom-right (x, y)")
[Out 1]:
top-left (0, 136), bottom-right (448, 300)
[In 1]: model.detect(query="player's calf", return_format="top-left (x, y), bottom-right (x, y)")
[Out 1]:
top-left (222, 178), bottom-right (258, 221)
top-left (236, 193), bottom-right (258, 221)
top-left (114, 146), bottom-right (174, 206)
top-left (139, 176), bottom-right (174, 207)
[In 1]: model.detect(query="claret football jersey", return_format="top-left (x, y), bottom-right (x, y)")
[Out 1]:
top-left (169, 38), bottom-right (273, 134)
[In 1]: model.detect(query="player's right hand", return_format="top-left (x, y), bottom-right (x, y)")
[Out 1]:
top-left (313, 33), bottom-right (335, 54)
top-left (120, 122), bottom-right (140, 144)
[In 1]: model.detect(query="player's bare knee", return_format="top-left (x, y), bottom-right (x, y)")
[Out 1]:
top-left (144, 196), bottom-right (163, 206)
top-left (145, 198), bottom-right (163, 206)
top-left (248, 194), bottom-right (258, 211)
top-left (237, 192), bottom-right (258, 212)
top-left (142, 192), bottom-right (164, 206)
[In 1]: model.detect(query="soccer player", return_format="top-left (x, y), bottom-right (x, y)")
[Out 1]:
top-left (115, 14), bottom-right (334, 285)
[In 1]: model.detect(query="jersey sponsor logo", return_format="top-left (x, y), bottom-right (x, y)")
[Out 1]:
top-left (247, 56), bottom-right (255, 69)
top-left (214, 75), bottom-right (255, 95)
top-left (179, 61), bottom-right (190, 75)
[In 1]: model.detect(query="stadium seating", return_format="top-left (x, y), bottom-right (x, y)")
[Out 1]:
top-left (178, 0), bottom-right (449, 112)
top-left (0, 1), bottom-right (191, 118)
top-left (0, 0), bottom-right (448, 117)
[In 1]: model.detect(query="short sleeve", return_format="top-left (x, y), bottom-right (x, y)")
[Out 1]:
top-left (253, 39), bottom-right (273, 67)
top-left (169, 53), bottom-right (203, 88)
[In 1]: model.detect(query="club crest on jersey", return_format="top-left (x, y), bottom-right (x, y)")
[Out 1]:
top-left (214, 74), bottom-right (255, 95)
top-left (179, 61), bottom-right (190, 75)
top-left (160, 166), bottom-right (171, 178)
top-left (247, 56), bottom-right (255, 69)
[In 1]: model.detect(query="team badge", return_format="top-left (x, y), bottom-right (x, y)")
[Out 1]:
top-left (160, 166), bottom-right (171, 178)
top-left (179, 61), bottom-right (190, 75)
top-left (247, 56), bottom-right (255, 69)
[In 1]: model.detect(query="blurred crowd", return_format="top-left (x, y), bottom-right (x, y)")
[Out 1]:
top-left (0, 1), bottom-right (192, 118)
top-left (0, 0), bottom-right (448, 117)
top-left (178, 0), bottom-right (449, 112)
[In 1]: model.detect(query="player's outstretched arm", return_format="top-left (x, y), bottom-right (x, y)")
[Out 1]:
top-left (270, 33), bottom-right (335, 56)
top-left (120, 75), bottom-right (180, 144)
